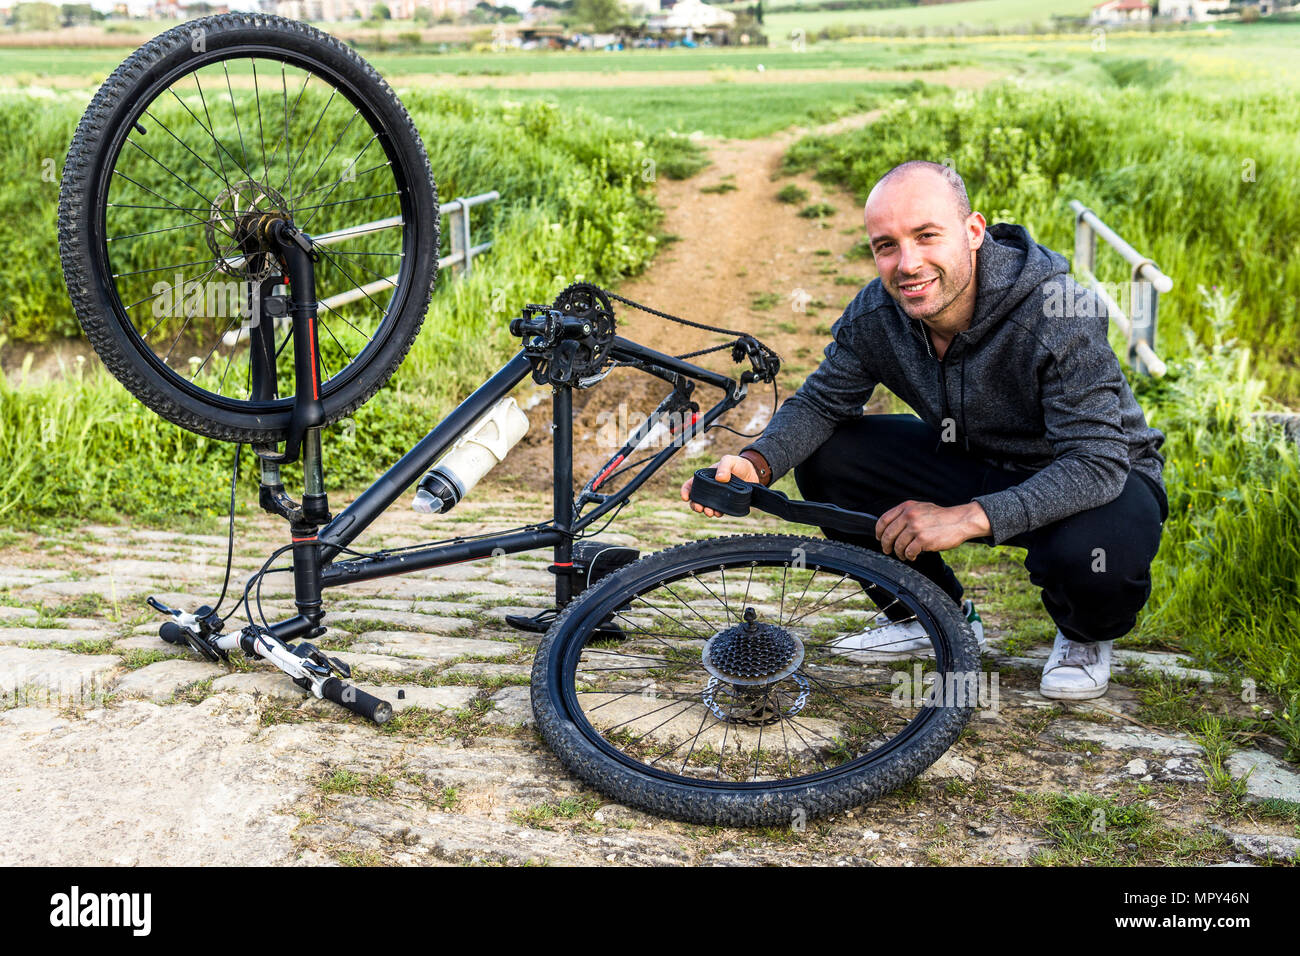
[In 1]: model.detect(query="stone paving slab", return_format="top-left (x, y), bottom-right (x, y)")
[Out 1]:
top-left (1113, 650), bottom-right (1220, 683)
top-left (1210, 827), bottom-right (1300, 862)
top-left (0, 646), bottom-right (119, 706)
top-left (114, 634), bottom-right (193, 658)
top-left (0, 697), bottom-right (308, 866)
top-left (349, 631), bottom-right (517, 662)
top-left (1226, 749), bottom-right (1300, 803)
top-left (212, 671), bottom-right (311, 702)
top-left (484, 685), bottom-right (533, 728)
top-left (1043, 719), bottom-right (1205, 756)
top-left (326, 651), bottom-right (435, 677)
top-left (18, 578), bottom-right (142, 601)
top-left (0, 566), bottom-right (69, 588)
top-left (1119, 755), bottom-right (1205, 784)
top-left (0, 627), bottom-right (113, 647)
top-left (112, 660), bottom-right (226, 702)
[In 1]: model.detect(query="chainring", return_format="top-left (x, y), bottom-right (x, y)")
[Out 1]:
top-left (548, 282), bottom-right (616, 385)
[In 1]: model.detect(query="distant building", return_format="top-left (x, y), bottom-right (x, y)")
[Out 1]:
top-left (646, 0), bottom-right (735, 31)
top-left (1156, 0), bottom-right (1219, 20)
top-left (1090, 0), bottom-right (1152, 23)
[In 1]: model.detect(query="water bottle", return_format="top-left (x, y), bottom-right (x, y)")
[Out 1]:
top-left (413, 396), bottom-right (530, 514)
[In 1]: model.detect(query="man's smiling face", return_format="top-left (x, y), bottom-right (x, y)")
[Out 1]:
top-left (863, 166), bottom-right (985, 331)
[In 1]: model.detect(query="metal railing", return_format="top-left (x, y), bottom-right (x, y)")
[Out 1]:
top-left (1070, 200), bottom-right (1170, 378)
top-left (223, 192), bottom-right (499, 347)
top-left (315, 190), bottom-right (499, 312)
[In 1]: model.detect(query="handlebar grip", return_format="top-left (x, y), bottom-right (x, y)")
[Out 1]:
top-left (320, 677), bottom-right (394, 725)
top-left (159, 621), bottom-right (187, 646)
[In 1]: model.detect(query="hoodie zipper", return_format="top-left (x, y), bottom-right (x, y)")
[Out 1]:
top-left (917, 321), bottom-right (954, 451)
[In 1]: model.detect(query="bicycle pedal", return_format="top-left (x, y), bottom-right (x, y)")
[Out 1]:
top-left (592, 617), bottom-right (627, 642)
top-left (504, 609), bottom-right (556, 634)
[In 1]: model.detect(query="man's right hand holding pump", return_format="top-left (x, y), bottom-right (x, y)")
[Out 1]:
top-left (680, 451), bottom-right (770, 518)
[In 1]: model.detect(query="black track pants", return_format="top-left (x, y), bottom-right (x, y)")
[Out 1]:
top-left (791, 414), bottom-right (1169, 644)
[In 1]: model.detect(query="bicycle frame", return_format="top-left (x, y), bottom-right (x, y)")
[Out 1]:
top-left (259, 334), bottom-right (754, 646)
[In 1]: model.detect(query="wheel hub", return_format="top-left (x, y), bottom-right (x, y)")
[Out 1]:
top-left (702, 607), bottom-right (804, 686)
top-left (207, 179), bottom-right (290, 281)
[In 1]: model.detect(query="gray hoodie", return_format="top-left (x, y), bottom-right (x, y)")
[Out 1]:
top-left (741, 223), bottom-right (1166, 545)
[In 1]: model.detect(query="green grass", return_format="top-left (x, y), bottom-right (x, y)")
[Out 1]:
top-left (1012, 791), bottom-right (1227, 865)
top-left (465, 81), bottom-right (926, 138)
top-left (776, 184), bottom-right (810, 203)
top-left (797, 201), bottom-right (837, 218)
top-left (1127, 296), bottom-right (1300, 758)
top-left (0, 89), bottom-right (681, 523)
top-left (510, 794), bottom-right (604, 829)
top-left (782, 43), bottom-right (1300, 400)
top-left (755, 0), bottom-right (1093, 39)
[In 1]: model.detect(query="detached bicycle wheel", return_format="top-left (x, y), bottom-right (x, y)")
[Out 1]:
top-left (532, 534), bottom-right (979, 826)
top-left (57, 14), bottom-right (438, 443)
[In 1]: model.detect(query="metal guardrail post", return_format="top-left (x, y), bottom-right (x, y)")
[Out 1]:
top-left (223, 191), bottom-right (501, 346)
top-left (1069, 200), bottom-right (1171, 378)
top-left (442, 191), bottom-right (501, 277)
top-left (448, 198), bottom-right (467, 276)
top-left (1073, 205), bottom-right (1095, 278)
top-left (1129, 267), bottom-right (1158, 377)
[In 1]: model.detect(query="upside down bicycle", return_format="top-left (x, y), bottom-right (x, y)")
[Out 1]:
top-left (57, 14), bottom-right (978, 827)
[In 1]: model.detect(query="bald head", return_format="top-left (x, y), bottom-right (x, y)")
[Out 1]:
top-left (861, 160), bottom-right (985, 330)
top-left (868, 161), bottom-right (971, 220)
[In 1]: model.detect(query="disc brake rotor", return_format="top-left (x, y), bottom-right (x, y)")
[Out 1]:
top-left (206, 179), bottom-right (290, 281)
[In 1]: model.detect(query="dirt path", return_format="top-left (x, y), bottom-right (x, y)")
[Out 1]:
top-left (497, 110), bottom-right (892, 497)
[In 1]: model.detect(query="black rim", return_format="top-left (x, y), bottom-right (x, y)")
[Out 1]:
top-left (90, 37), bottom-right (422, 414)
top-left (557, 544), bottom-right (961, 793)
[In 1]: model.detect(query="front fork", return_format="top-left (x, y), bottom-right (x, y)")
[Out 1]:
top-left (251, 219), bottom-right (330, 634)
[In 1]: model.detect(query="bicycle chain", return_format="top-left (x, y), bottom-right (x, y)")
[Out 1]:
top-left (559, 282), bottom-right (759, 363)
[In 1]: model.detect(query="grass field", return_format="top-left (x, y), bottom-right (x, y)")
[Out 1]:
top-left (750, 0), bottom-right (1096, 40)
top-left (466, 79), bottom-right (927, 137)
top-left (0, 42), bottom-right (983, 86)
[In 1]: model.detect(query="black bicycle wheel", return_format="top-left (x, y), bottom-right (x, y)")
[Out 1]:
top-left (57, 14), bottom-right (438, 443)
top-left (532, 534), bottom-right (979, 826)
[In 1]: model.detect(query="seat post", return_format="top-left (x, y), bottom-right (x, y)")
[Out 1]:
top-left (553, 385), bottom-right (574, 609)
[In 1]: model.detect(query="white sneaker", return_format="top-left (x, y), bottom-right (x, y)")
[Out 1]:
top-left (828, 599), bottom-right (985, 660)
top-left (1040, 631), bottom-right (1112, 700)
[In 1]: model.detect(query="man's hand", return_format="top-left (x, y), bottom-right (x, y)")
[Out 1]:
top-left (876, 501), bottom-right (991, 560)
top-left (681, 454), bottom-right (760, 518)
